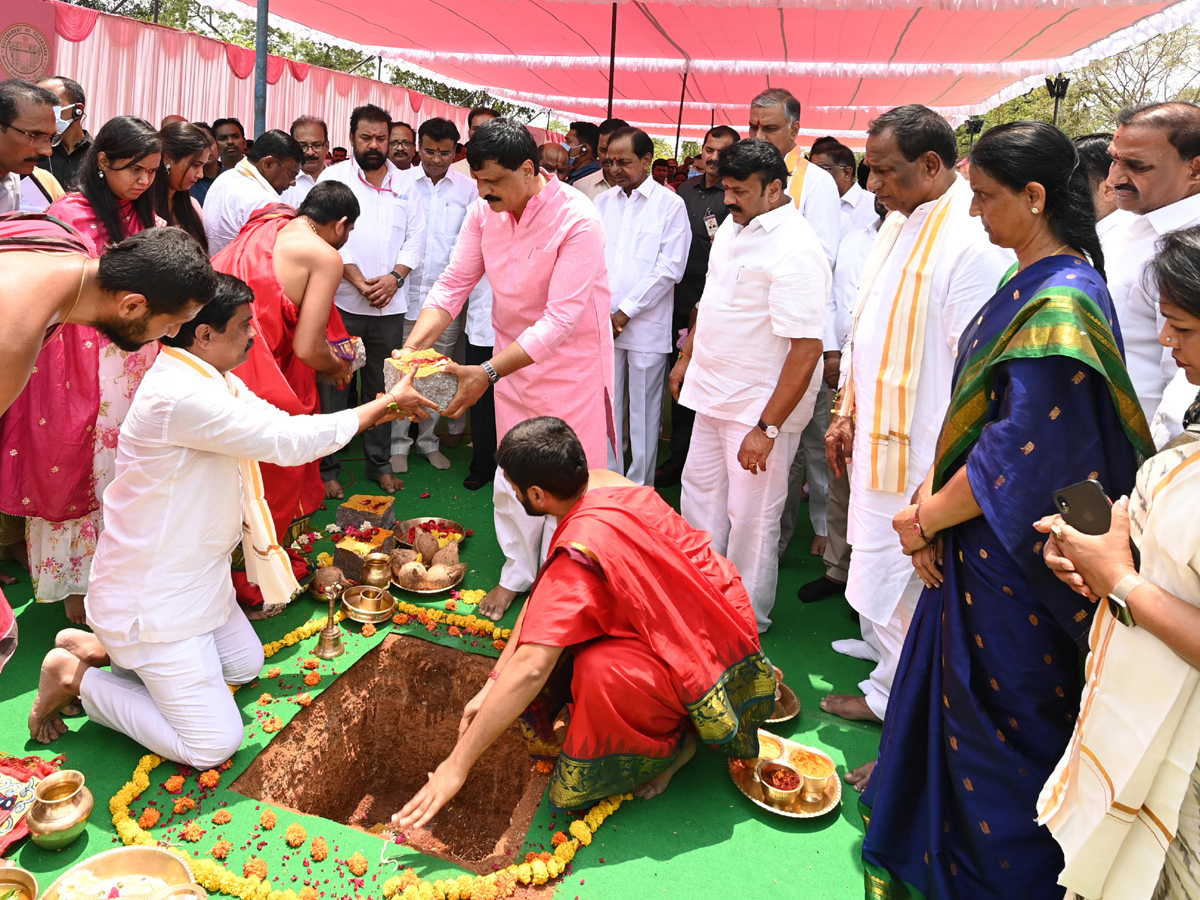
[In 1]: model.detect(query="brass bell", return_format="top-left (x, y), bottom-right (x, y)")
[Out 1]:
top-left (313, 581), bottom-right (346, 660)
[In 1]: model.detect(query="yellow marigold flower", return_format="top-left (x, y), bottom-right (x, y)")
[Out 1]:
top-left (399, 888), bottom-right (420, 900)
top-left (285, 823), bottom-right (307, 847)
top-left (545, 858), bottom-right (561, 879)
top-left (381, 877), bottom-right (402, 898)
top-left (554, 840), bottom-right (577, 865)
top-left (444, 882), bottom-right (461, 900)
top-left (180, 822), bottom-right (204, 842)
top-left (212, 840), bottom-right (233, 859)
top-left (213, 809), bottom-right (232, 825)
top-left (530, 861), bottom-right (549, 885)
top-left (164, 775), bottom-right (186, 793)
top-left (569, 820), bottom-right (592, 846)
top-left (515, 863), bottom-right (533, 885)
top-left (471, 878), bottom-right (498, 900)
top-left (310, 836), bottom-right (329, 861)
top-left (417, 884), bottom-right (436, 900)
top-left (260, 810), bottom-right (277, 829)
top-left (299, 888), bottom-right (319, 900)
top-left (243, 858), bottom-right (268, 880)
top-left (347, 851), bottom-right (369, 876)
top-left (174, 796), bottom-right (196, 814)
top-left (138, 808), bottom-right (160, 829)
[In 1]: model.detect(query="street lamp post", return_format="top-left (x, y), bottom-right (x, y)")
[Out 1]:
top-left (966, 116), bottom-right (985, 150)
top-left (1045, 74), bottom-right (1071, 128)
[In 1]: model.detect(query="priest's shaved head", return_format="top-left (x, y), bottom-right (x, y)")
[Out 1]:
top-left (497, 417), bottom-right (589, 502)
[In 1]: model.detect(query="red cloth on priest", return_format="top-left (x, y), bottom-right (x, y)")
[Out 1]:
top-left (518, 484), bottom-right (774, 809)
top-left (213, 204), bottom-right (351, 548)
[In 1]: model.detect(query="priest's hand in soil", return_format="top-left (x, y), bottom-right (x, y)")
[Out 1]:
top-left (392, 758), bottom-right (470, 831)
top-left (441, 362), bottom-right (489, 419)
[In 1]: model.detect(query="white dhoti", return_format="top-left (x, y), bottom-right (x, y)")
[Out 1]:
top-left (493, 468), bottom-right (557, 593)
top-left (680, 412), bottom-right (802, 632)
top-left (608, 348), bottom-right (669, 486)
top-left (845, 551), bottom-right (923, 720)
top-left (393, 313), bottom-right (465, 458)
top-left (79, 596), bottom-right (264, 769)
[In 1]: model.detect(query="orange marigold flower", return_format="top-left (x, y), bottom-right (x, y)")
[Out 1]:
top-left (213, 809), bottom-right (232, 825)
top-left (199, 769), bottom-right (220, 789)
top-left (243, 857), bottom-right (268, 880)
top-left (285, 823), bottom-right (307, 847)
top-left (164, 775), bottom-right (185, 793)
top-left (535, 760), bottom-right (554, 775)
top-left (174, 796), bottom-right (196, 814)
top-left (424, 622), bottom-right (437, 633)
top-left (303, 658), bottom-right (320, 670)
top-left (392, 613), bottom-right (409, 625)
top-left (267, 667), bottom-right (282, 679)
top-left (346, 852), bottom-right (368, 877)
top-left (260, 810), bottom-right (278, 829)
top-left (310, 836), bottom-right (329, 861)
top-left (138, 807), bottom-right (160, 829)
top-left (362, 623), bottom-right (377, 637)
top-left (550, 831), bottom-right (568, 847)
top-left (257, 693), bottom-right (273, 706)
top-left (304, 671), bottom-right (321, 687)
top-left (445, 599), bottom-right (458, 611)
top-left (218, 759), bottom-right (234, 771)
top-left (262, 716), bottom-right (284, 733)
top-left (211, 840), bottom-right (232, 859)
top-left (448, 626), bottom-right (461, 637)
top-left (180, 822), bottom-right (204, 842)
top-left (294, 692), bottom-right (313, 707)
top-left (299, 888), bottom-right (319, 900)
top-left (493, 639), bottom-right (507, 651)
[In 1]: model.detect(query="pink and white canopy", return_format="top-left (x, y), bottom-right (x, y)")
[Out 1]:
top-left (214, 0), bottom-right (1200, 147)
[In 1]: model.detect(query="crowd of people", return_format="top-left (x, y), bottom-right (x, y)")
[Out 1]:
top-left (2, 68), bottom-right (1200, 900)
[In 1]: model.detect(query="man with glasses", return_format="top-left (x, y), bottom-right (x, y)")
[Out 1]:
top-left (389, 122), bottom-right (416, 171)
top-left (0, 79), bottom-right (58, 214)
top-left (317, 104), bottom-right (425, 496)
top-left (394, 116), bottom-right (489, 473)
top-left (811, 140), bottom-right (876, 236)
top-left (280, 115), bottom-right (329, 207)
top-left (36, 76), bottom-right (89, 189)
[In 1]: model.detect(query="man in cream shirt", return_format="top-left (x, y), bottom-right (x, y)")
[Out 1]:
top-left (671, 138), bottom-right (830, 633)
top-left (27, 274), bottom-right (434, 759)
top-left (821, 105), bottom-right (1010, 736)
top-left (596, 127), bottom-right (689, 485)
top-left (203, 130), bottom-right (304, 256)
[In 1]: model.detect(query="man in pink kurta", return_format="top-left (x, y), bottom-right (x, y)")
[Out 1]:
top-left (402, 119), bottom-right (614, 620)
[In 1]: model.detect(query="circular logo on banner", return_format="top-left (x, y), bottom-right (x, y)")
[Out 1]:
top-left (0, 24), bottom-right (51, 81)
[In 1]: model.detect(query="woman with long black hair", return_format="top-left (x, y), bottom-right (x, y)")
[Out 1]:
top-left (156, 120), bottom-right (209, 252)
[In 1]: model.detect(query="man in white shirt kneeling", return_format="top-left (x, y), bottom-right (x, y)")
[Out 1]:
top-left (27, 274), bottom-right (435, 764)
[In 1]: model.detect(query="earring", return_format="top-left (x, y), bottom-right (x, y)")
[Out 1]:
top-left (165, 163), bottom-right (172, 172)
top-left (1031, 207), bottom-right (1039, 214)
top-left (98, 169), bottom-right (104, 180)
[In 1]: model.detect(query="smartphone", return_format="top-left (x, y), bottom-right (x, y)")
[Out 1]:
top-left (1053, 479), bottom-right (1112, 535)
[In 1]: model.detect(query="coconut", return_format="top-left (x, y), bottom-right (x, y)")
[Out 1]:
top-left (430, 542), bottom-right (459, 567)
top-left (413, 532), bottom-right (441, 564)
top-left (396, 561), bottom-right (428, 589)
top-left (389, 548), bottom-right (418, 579)
top-left (425, 563), bottom-right (467, 589)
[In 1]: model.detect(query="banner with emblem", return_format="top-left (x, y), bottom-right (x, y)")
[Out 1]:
top-left (0, 0), bottom-right (54, 83)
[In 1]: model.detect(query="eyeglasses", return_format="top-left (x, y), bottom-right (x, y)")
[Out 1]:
top-left (390, 140), bottom-right (415, 150)
top-left (296, 142), bottom-right (328, 153)
top-left (0, 122), bottom-right (57, 148)
top-left (814, 162), bottom-right (852, 173)
top-left (421, 148), bottom-right (454, 159)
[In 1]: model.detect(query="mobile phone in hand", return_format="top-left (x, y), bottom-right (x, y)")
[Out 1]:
top-left (1053, 479), bottom-right (1112, 535)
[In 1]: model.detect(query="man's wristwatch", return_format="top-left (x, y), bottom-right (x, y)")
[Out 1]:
top-left (389, 269), bottom-right (405, 287)
top-left (1107, 572), bottom-right (1146, 627)
top-left (481, 360), bottom-right (501, 385)
top-left (757, 418), bottom-right (780, 440)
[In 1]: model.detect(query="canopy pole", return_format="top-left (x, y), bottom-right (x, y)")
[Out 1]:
top-left (253, 0), bottom-right (268, 137)
top-left (711, 107), bottom-right (715, 128)
top-left (606, 3), bottom-right (617, 119)
top-left (673, 68), bottom-right (688, 160)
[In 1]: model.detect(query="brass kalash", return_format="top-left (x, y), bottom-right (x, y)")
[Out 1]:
top-left (313, 581), bottom-right (346, 660)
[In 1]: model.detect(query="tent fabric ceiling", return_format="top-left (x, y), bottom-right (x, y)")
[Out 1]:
top-left (214, 0), bottom-right (1200, 145)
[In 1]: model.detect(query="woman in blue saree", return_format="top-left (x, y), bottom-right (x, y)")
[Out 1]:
top-left (860, 121), bottom-right (1156, 900)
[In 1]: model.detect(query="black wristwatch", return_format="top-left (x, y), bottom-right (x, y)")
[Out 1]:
top-left (757, 418), bottom-right (780, 439)
top-left (389, 269), bottom-right (405, 287)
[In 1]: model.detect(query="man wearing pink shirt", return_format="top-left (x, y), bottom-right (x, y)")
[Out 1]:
top-left (401, 119), bottom-right (615, 621)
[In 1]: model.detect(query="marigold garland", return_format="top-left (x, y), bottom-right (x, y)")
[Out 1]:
top-left (261, 612), bottom-right (344, 660)
top-left (387, 602), bottom-right (513, 645)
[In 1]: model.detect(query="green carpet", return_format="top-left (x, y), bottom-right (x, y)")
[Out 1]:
top-left (0, 434), bottom-right (878, 899)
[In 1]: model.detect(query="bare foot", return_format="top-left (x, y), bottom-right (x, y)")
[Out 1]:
top-left (63, 595), bottom-right (86, 625)
top-left (55, 629), bottom-right (108, 666)
top-left (635, 732), bottom-right (696, 800)
top-left (819, 694), bottom-right (883, 723)
top-left (0, 540), bottom-right (29, 570)
top-left (244, 604), bottom-right (285, 621)
top-left (61, 700), bottom-right (84, 718)
top-left (378, 474), bottom-right (403, 494)
top-left (846, 760), bottom-right (877, 794)
top-left (479, 585), bottom-right (519, 622)
top-left (29, 648), bottom-right (88, 744)
top-left (0, 571), bottom-right (15, 585)
top-left (810, 535), bottom-right (828, 557)
top-left (324, 479), bottom-right (345, 500)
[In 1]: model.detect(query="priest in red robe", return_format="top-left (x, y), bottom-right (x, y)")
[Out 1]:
top-left (392, 417), bottom-right (775, 823)
top-left (212, 184), bottom-right (361, 609)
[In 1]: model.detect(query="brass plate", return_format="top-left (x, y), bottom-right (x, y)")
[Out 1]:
top-left (728, 730), bottom-right (841, 820)
top-left (766, 682), bottom-right (801, 724)
top-left (341, 585), bottom-right (397, 623)
top-left (395, 517), bottom-right (467, 549)
top-left (41, 847), bottom-right (195, 900)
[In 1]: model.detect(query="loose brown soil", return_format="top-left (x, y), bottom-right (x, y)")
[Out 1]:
top-left (231, 634), bottom-right (547, 874)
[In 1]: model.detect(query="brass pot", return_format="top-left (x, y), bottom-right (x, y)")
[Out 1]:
top-left (360, 552), bottom-right (393, 589)
top-left (27, 769), bottom-right (93, 850)
top-left (0, 866), bottom-right (39, 900)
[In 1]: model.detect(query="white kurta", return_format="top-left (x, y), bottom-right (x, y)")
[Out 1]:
top-left (787, 155), bottom-right (842, 267)
top-left (839, 182), bottom-right (879, 235)
top-left (844, 176), bottom-right (1012, 627)
top-left (202, 163), bottom-right (278, 257)
top-left (279, 170), bottom-right (318, 208)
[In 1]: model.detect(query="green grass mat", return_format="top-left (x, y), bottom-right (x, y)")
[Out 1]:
top-left (0, 434), bottom-right (879, 900)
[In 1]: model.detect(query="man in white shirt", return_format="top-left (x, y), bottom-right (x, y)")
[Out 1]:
top-left (671, 139), bottom-right (830, 632)
top-left (0, 79), bottom-right (57, 214)
top-left (27, 274), bottom-right (434, 757)
top-left (812, 141), bottom-right (877, 237)
top-left (317, 104), bottom-right (426, 494)
top-left (747, 88), bottom-right (841, 266)
top-left (388, 122), bottom-right (416, 172)
top-left (279, 115), bottom-right (328, 208)
top-left (1100, 103), bottom-right (1200, 440)
top-left (203, 129), bottom-right (303, 256)
top-left (451, 107), bottom-right (498, 177)
top-left (573, 118), bottom-right (628, 201)
top-left (1074, 132), bottom-right (1136, 242)
top-left (596, 127), bottom-right (689, 485)
top-left (822, 105), bottom-right (1010, 730)
top-left (395, 116), bottom-right (478, 472)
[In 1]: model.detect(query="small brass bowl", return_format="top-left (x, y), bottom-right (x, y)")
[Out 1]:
top-left (41, 846), bottom-right (195, 900)
top-left (0, 866), bottom-right (39, 900)
top-left (756, 759), bottom-right (803, 805)
top-left (342, 584), bottom-right (397, 623)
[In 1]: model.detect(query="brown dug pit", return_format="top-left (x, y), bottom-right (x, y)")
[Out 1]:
top-left (231, 634), bottom-right (547, 874)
